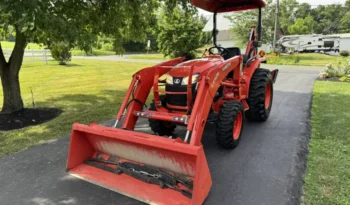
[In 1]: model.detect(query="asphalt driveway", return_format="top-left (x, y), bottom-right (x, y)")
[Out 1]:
top-left (0, 65), bottom-right (321, 205)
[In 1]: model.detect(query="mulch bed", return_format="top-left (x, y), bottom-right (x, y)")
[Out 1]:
top-left (0, 108), bottom-right (62, 131)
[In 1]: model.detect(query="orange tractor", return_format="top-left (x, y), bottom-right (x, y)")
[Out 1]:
top-left (66, 0), bottom-right (278, 204)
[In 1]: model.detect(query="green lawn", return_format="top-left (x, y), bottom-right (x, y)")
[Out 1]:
top-left (71, 49), bottom-right (116, 56)
top-left (0, 60), bottom-right (153, 157)
top-left (1, 41), bottom-right (115, 56)
top-left (267, 53), bottom-right (348, 66)
top-left (303, 81), bottom-right (350, 205)
top-left (127, 54), bottom-right (169, 60)
top-left (1, 41), bottom-right (45, 50)
top-left (126, 53), bottom-right (347, 67)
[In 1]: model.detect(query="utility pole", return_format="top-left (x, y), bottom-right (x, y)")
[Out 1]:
top-left (273, 0), bottom-right (280, 52)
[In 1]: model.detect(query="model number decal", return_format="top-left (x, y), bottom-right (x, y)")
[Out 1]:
top-left (211, 73), bottom-right (220, 87)
top-left (222, 62), bottom-right (232, 71)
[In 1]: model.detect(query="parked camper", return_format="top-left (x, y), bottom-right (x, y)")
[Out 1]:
top-left (278, 34), bottom-right (341, 53)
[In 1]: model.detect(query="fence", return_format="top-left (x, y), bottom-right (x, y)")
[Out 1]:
top-left (3, 48), bottom-right (53, 64)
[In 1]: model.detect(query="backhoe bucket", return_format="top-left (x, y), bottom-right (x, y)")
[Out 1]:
top-left (66, 123), bottom-right (212, 205)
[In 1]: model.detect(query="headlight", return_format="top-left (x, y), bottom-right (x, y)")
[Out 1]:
top-left (166, 75), bottom-right (173, 84)
top-left (182, 74), bottom-right (199, 85)
top-left (166, 74), bottom-right (199, 85)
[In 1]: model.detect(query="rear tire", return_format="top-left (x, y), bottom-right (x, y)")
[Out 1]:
top-left (148, 97), bottom-right (176, 136)
top-left (216, 101), bottom-right (244, 149)
top-left (246, 68), bottom-right (273, 122)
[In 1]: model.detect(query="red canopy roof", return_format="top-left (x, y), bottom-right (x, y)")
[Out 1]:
top-left (191, 0), bottom-right (266, 13)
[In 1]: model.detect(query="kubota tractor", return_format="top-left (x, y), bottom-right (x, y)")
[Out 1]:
top-left (66, 0), bottom-right (278, 204)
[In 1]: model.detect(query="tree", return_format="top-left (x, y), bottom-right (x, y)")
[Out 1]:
top-left (199, 15), bottom-right (212, 46)
top-left (279, 0), bottom-right (299, 35)
top-left (311, 4), bottom-right (346, 34)
top-left (340, 12), bottom-right (350, 33)
top-left (340, 0), bottom-right (350, 33)
top-left (295, 3), bottom-right (312, 19)
top-left (288, 16), bottom-right (316, 35)
top-left (0, 0), bottom-right (187, 113)
top-left (226, 0), bottom-right (276, 47)
top-left (157, 6), bottom-right (207, 58)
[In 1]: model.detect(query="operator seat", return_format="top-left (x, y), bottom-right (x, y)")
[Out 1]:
top-left (223, 47), bottom-right (252, 65)
top-left (222, 47), bottom-right (242, 79)
top-left (222, 47), bottom-right (241, 60)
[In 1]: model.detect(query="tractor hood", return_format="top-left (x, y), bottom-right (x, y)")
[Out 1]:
top-left (168, 57), bottom-right (224, 77)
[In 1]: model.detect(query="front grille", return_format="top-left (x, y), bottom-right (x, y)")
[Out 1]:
top-left (165, 84), bottom-right (196, 107)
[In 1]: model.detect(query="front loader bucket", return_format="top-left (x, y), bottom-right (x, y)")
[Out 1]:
top-left (66, 123), bottom-right (212, 205)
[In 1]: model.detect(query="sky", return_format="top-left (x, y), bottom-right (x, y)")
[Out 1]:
top-left (198, 0), bottom-right (347, 15)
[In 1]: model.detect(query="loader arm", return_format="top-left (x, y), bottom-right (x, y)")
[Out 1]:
top-left (188, 56), bottom-right (241, 146)
top-left (114, 57), bottom-right (186, 129)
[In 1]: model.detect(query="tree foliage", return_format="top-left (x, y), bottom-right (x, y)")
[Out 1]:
top-left (227, 0), bottom-right (350, 46)
top-left (278, 0), bottom-right (299, 34)
top-left (226, 0), bottom-right (275, 47)
top-left (157, 5), bottom-right (208, 59)
top-left (312, 4), bottom-right (347, 34)
top-left (0, 0), bottom-right (188, 113)
top-left (295, 3), bottom-right (312, 19)
top-left (340, 11), bottom-right (350, 33)
top-left (288, 16), bottom-right (316, 35)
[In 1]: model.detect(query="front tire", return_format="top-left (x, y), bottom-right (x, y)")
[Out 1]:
top-left (246, 68), bottom-right (274, 122)
top-left (216, 101), bottom-right (244, 149)
top-left (148, 97), bottom-right (176, 136)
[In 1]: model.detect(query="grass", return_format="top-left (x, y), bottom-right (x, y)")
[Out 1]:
top-left (2, 40), bottom-right (347, 65)
top-left (126, 52), bottom-right (348, 67)
top-left (266, 53), bottom-right (349, 66)
top-left (1, 41), bottom-right (45, 50)
top-left (127, 54), bottom-right (169, 60)
top-left (1, 41), bottom-right (116, 56)
top-left (71, 49), bottom-right (116, 56)
top-left (303, 81), bottom-right (350, 205)
top-left (0, 60), bottom-right (153, 157)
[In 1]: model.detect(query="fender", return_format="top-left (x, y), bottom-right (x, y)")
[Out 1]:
top-left (241, 57), bottom-right (266, 97)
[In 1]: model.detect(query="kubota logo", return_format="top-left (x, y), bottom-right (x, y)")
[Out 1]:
top-left (174, 79), bottom-right (181, 84)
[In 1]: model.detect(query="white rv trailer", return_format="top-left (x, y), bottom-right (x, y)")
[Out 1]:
top-left (277, 34), bottom-right (341, 53)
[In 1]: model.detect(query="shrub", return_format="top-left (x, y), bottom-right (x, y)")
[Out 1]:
top-left (51, 42), bottom-right (72, 65)
top-left (344, 59), bottom-right (350, 75)
top-left (293, 54), bottom-right (300, 63)
top-left (340, 50), bottom-right (349, 57)
top-left (101, 43), bottom-right (114, 51)
top-left (339, 75), bottom-right (350, 82)
top-left (323, 62), bottom-right (350, 78)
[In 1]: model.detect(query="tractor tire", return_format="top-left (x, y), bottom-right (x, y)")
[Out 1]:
top-left (148, 97), bottom-right (176, 136)
top-left (216, 101), bottom-right (244, 149)
top-left (246, 68), bottom-right (274, 122)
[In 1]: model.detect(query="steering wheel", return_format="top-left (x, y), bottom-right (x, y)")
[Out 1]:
top-left (208, 46), bottom-right (229, 57)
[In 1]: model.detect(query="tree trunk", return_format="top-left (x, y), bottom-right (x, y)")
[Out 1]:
top-left (0, 28), bottom-right (27, 113)
top-left (1, 65), bottom-right (23, 113)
